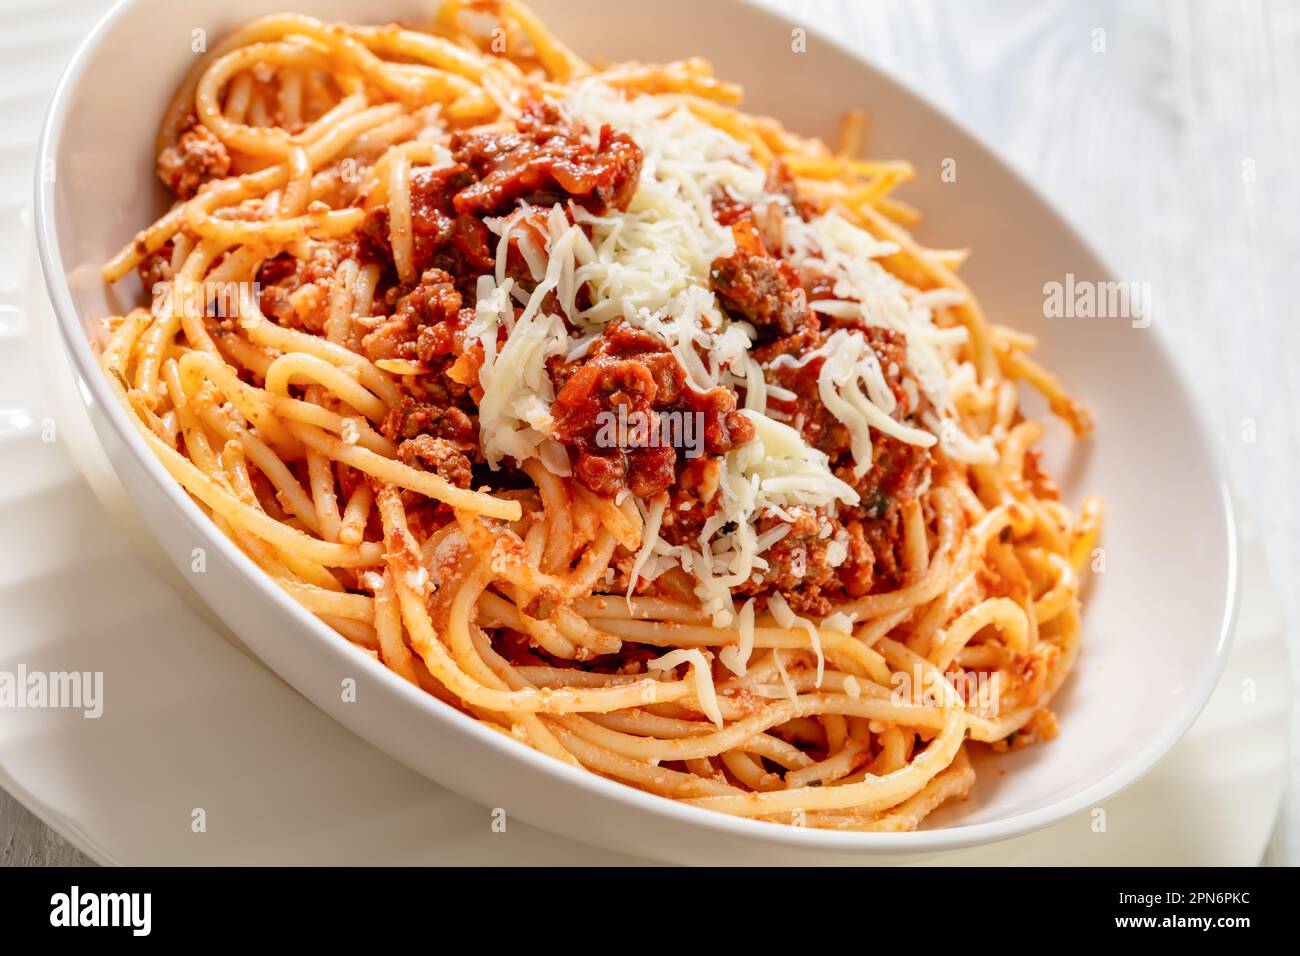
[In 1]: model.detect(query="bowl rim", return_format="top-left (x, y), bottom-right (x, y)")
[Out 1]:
top-left (33, 0), bottom-right (1240, 856)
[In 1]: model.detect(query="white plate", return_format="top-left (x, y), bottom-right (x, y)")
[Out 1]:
top-left (32, 0), bottom-right (1244, 863)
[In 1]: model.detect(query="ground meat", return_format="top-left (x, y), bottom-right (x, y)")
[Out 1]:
top-left (156, 119), bottom-right (231, 200)
top-left (839, 502), bottom-right (908, 597)
top-left (357, 98), bottom-right (639, 300)
top-left (744, 321), bottom-right (932, 601)
top-left (710, 214), bottom-right (813, 339)
top-left (729, 507), bottom-right (843, 616)
top-left (749, 327), bottom-right (821, 366)
top-left (357, 98), bottom-right (643, 305)
top-left (658, 458), bottom-right (723, 548)
top-left (255, 246), bottom-right (342, 332)
top-left (555, 348), bottom-right (674, 498)
top-left (137, 243), bottom-right (174, 293)
top-left (549, 321), bottom-right (754, 499)
top-left (359, 164), bottom-right (495, 297)
top-left (384, 396), bottom-right (482, 496)
top-left (713, 162), bottom-right (818, 238)
top-left (845, 435), bottom-right (929, 513)
top-left (451, 100), bottom-right (643, 217)
top-left (360, 268), bottom-right (470, 363)
top-left (396, 434), bottom-right (474, 488)
top-left (838, 519), bottom-right (876, 597)
top-left (757, 322), bottom-right (930, 513)
top-left (763, 325), bottom-right (923, 492)
top-left (383, 395), bottom-right (478, 449)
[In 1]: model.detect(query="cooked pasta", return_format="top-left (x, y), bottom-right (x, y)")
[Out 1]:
top-left (96, 2), bottom-right (1100, 831)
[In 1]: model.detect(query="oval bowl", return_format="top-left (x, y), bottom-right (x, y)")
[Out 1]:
top-left (35, 0), bottom-right (1237, 864)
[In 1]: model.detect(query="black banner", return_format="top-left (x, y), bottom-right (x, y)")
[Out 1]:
top-left (0, 866), bottom-right (1283, 940)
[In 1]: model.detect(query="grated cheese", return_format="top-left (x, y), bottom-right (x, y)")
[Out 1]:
top-left (647, 648), bottom-right (723, 726)
top-left (767, 591), bottom-right (824, 687)
top-left (463, 82), bottom-right (1001, 614)
top-left (719, 596), bottom-right (757, 677)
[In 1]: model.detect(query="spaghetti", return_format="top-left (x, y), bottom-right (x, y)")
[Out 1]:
top-left (97, 2), bottom-right (1101, 831)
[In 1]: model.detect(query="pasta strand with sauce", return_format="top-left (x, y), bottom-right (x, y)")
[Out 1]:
top-left (96, 2), bottom-right (1100, 831)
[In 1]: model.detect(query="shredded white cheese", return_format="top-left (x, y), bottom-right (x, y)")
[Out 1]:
top-left (767, 591), bottom-right (824, 688)
top-left (720, 596), bottom-right (757, 677)
top-left (647, 648), bottom-right (723, 727)
top-left (463, 81), bottom-right (1001, 614)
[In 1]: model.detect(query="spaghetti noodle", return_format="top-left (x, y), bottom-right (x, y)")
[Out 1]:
top-left (97, 2), bottom-right (1101, 831)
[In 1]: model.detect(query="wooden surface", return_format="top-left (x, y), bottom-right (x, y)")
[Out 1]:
top-left (0, 789), bottom-right (90, 866)
top-left (3, 0), bottom-right (1297, 866)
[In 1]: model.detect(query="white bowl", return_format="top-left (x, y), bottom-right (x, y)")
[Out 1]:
top-left (35, 0), bottom-right (1237, 864)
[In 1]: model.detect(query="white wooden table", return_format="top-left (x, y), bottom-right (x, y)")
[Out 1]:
top-left (3, 0), bottom-right (1297, 866)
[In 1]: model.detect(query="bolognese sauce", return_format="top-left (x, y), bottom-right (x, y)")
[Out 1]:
top-left (148, 97), bottom-right (937, 611)
top-left (102, 8), bottom-right (1100, 831)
